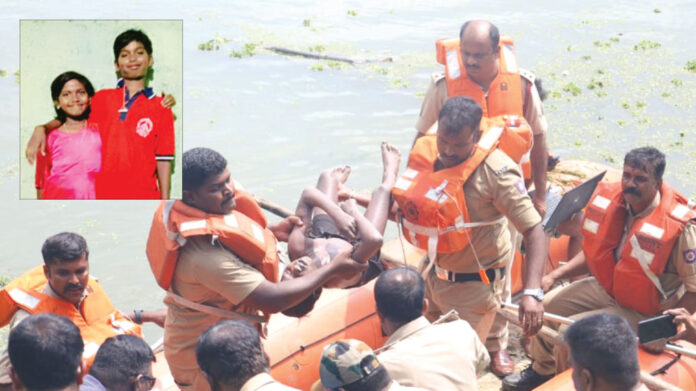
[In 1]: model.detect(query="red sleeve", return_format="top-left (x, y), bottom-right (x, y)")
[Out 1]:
top-left (154, 103), bottom-right (175, 160)
top-left (89, 90), bottom-right (107, 129)
top-left (34, 146), bottom-right (51, 191)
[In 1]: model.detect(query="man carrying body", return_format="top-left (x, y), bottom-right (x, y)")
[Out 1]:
top-left (0, 232), bottom-right (164, 390)
top-left (415, 20), bottom-right (549, 216)
top-left (196, 320), bottom-right (300, 391)
top-left (504, 147), bottom-right (696, 390)
top-left (27, 28), bottom-right (175, 199)
top-left (149, 147), bottom-right (366, 390)
top-left (8, 314), bottom-right (85, 391)
top-left (392, 96), bottom-right (546, 376)
top-left (374, 267), bottom-right (490, 390)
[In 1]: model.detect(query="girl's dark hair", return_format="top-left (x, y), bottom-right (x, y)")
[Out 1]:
top-left (50, 71), bottom-right (95, 122)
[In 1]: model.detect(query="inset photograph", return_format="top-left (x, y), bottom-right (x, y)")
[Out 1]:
top-left (20, 20), bottom-right (182, 199)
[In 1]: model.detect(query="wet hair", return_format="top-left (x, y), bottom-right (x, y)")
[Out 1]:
top-left (438, 97), bottom-right (483, 136)
top-left (282, 288), bottom-right (322, 317)
top-left (113, 29), bottom-right (153, 61)
top-left (342, 366), bottom-right (392, 391)
top-left (41, 232), bottom-right (89, 266)
top-left (89, 335), bottom-right (155, 389)
top-left (196, 320), bottom-right (269, 389)
top-left (50, 71), bottom-right (95, 123)
top-left (374, 268), bottom-right (424, 324)
top-left (8, 314), bottom-right (84, 390)
top-left (624, 147), bottom-right (666, 183)
top-left (565, 314), bottom-right (640, 389)
top-left (182, 147), bottom-right (228, 191)
top-left (460, 20), bottom-right (500, 51)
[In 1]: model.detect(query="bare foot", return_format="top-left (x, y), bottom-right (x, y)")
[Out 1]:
top-left (330, 165), bottom-right (351, 184)
top-left (381, 142), bottom-right (401, 186)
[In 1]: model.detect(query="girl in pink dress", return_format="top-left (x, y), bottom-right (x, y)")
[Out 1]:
top-left (35, 72), bottom-right (102, 199)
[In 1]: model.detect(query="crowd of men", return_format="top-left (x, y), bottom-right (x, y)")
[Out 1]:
top-left (5, 18), bottom-right (696, 391)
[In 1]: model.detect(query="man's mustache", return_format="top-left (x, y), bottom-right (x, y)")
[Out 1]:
top-left (623, 187), bottom-right (641, 197)
top-left (64, 283), bottom-right (83, 293)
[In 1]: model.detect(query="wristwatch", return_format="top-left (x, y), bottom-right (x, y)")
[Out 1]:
top-left (522, 288), bottom-right (544, 302)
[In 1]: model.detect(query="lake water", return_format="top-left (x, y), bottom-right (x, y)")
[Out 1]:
top-left (1, 0), bottom-right (696, 343)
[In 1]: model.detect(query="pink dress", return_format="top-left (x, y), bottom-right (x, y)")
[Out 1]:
top-left (40, 125), bottom-right (102, 199)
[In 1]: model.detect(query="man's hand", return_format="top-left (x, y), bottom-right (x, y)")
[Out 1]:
top-left (532, 193), bottom-right (546, 218)
top-left (270, 215), bottom-right (303, 242)
top-left (334, 212), bottom-right (357, 241)
top-left (541, 273), bottom-right (556, 293)
top-left (519, 295), bottom-right (544, 337)
top-left (330, 249), bottom-right (368, 279)
top-left (666, 307), bottom-right (696, 344)
top-left (26, 126), bottom-right (47, 165)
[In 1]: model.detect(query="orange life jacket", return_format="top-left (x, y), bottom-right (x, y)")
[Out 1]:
top-left (436, 36), bottom-right (523, 118)
top-left (392, 126), bottom-right (506, 263)
top-left (145, 189), bottom-right (280, 290)
top-left (425, 115), bottom-right (532, 167)
top-left (582, 182), bottom-right (696, 315)
top-left (0, 265), bottom-right (142, 370)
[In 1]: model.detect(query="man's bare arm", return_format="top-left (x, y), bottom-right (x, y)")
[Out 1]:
top-left (297, 187), bottom-right (357, 240)
top-left (530, 133), bottom-right (548, 217)
top-left (519, 223), bottom-right (547, 336)
top-left (25, 119), bottom-right (62, 164)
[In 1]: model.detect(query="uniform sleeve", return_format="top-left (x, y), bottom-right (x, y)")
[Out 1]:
top-left (415, 74), bottom-right (448, 134)
top-left (154, 104), bottom-right (175, 161)
top-left (672, 222), bottom-right (696, 292)
top-left (0, 310), bottom-right (31, 385)
top-left (191, 242), bottom-right (265, 305)
top-left (486, 151), bottom-right (542, 233)
top-left (522, 78), bottom-right (548, 136)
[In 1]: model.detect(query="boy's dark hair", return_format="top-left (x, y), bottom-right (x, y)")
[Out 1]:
top-left (8, 314), bottom-right (84, 390)
top-left (113, 29), bottom-right (153, 61)
top-left (438, 97), bottom-right (483, 136)
top-left (565, 313), bottom-right (641, 389)
top-left (196, 320), bottom-right (269, 389)
top-left (89, 335), bottom-right (155, 389)
top-left (50, 71), bottom-right (95, 122)
top-left (41, 232), bottom-right (89, 266)
top-left (182, 147), bottom-right (228, 191)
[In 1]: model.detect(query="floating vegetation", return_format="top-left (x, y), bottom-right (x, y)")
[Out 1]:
top-left (686, 60), bottom-right (696, 73)
top-left (303, 19), bottom-right (311, 27)
top-left (671, 78), bottom-right (683, 86)
top-left (609, 37), bottom-right (620, 43)
top-left (586, 78), bottom-right (604, 89)
top-left (593, 40), bottom-right (611, 48)
top-left (635, 101), bottom-right (646, 108)
top-left (654, 8), bottom-right (662, 13)
top-left (621, 102), bottom-right (630, 109)
top-left (596, 90), bottom-right (607, 97)
top-left (347, 9), bottom-right (358, 16)
top-left (0, 70), bottom-right (6, 77)
top-left (230, 43), bottom-right (257, 58)
top-left (596, 69), bottom-right (605, 74)
top-left (0, 276), bottom-right (10, 287)
top-left (14, 70), bottom-right (19, 84)
top-left (308, 45), bottom-right (325, 53)
top-left (633, 40), bottom-right (661, 50)
top-left (581, 55), bottom-right (592, 60)
top-left (390, 78), bottom-right (410, 88)
top-left (197, 36), bottom-right (231, 51)
top-left (562, 82), bottom-right (581, 96)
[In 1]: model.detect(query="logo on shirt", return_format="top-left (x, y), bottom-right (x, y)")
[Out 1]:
top-left (135, 118), bottom-right (153, 138)
top-left (684, 248), bottom-right (696, 264)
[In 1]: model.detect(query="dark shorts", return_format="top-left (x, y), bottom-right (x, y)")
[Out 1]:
top-left (308, 214), bottom-right (384, 286)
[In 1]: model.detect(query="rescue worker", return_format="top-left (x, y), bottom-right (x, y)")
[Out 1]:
top-left (414, 19), bottom-right (549, 217)
top-left (503, 147), bottom-right (696, 390)
top-left (148, 147), bottom-right (366, 390)
top-left (392, 96), bottom-right (546, 377)
top-left (0, 232), bottom-right (165, 391)
top-left (374, 268), bottom-right (490, 390)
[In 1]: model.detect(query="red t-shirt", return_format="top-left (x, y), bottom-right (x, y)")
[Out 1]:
top-left (89, 87), bottom-right (174, 199)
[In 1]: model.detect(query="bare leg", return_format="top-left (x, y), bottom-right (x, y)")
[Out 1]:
top-left (363, 142), bottom-right (401, 233)
top-left (312, 165), bottom-right (350, 216)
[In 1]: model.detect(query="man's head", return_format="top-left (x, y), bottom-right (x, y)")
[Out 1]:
top-left (565, 314), bottom-right (640, 391)
top-left (41, 232), bottom-right (90, 306)
top-left (113, 29), bottom-right (153, 80)
top-left (89, 335), bottom-right (156, 391)
top-left (621, 147), bottom-right (665, 213)
top-left (196, 320), bottom-right (269, 391)
top-left (319, 339), bottom-right (391, 391)
top-left (182, 147), bottom-right (236, 215)
top-left (459, 20), bottom-right (500, 84)
top-left (9, 314), bottom-right (84, 391)
top-left (374, 268), bottom-right (425, 334)
top-left (436, 97), bottom-right (483, 168)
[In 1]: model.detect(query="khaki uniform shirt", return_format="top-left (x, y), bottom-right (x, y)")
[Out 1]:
top-left (436, 149), bottom-right (541, 272)
top-left (614, 191), bottom-right (696, 305)
top-left (415, 70), bottom-right (548, 136)
top-left (241, 373), bottom-right (301, 391)
top-left (163, 235), bottom-right (266, 383)
top-left (378, 316), bottom-right (490, 391)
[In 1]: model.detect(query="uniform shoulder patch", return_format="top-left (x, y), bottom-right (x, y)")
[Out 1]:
top-left (519, 68), bottom-right (536, 84)
top-left (431, 72), bottom-right (446, 84)
top-left (484, 150), bottom-right (517, 176)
